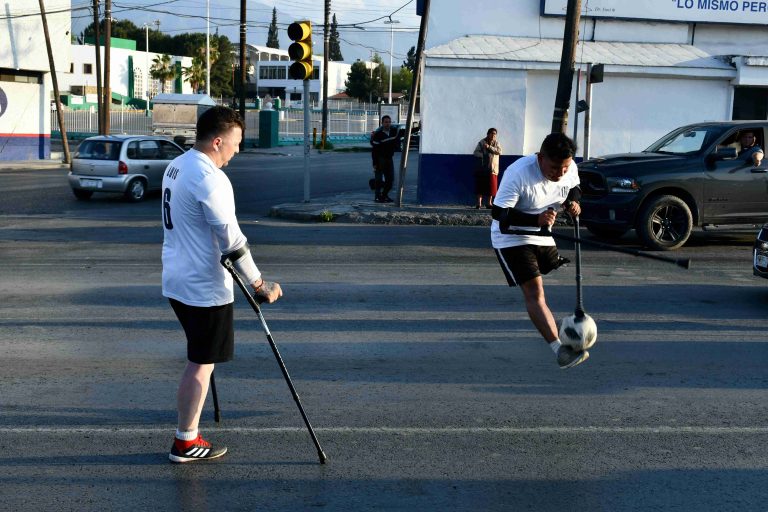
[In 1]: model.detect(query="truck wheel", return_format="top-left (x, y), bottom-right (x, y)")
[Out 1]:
top-left (586, 225), bottom-right (628, 240)
top-left (637, 195), bottom-right (692, 250)
top-left (72, 188), bottom-right (93, 200)
top-left (125, 179), bottom-right (147, 202)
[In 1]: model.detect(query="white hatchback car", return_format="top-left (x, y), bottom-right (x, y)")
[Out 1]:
top-left (68, 135), bottom-right (185, 201)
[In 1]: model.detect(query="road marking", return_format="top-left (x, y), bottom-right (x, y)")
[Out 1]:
top-left (0, 426), bottom-right (766, 435)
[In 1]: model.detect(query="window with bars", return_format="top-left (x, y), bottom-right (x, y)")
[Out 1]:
top-left (259, 66), bottom-right (287, 80)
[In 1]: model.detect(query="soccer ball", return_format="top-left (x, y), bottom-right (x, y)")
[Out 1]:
top-left (559, 313), bottom-right (598, 350)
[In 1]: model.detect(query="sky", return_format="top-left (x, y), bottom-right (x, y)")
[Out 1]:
top-left (70, 0), bottom-right (423, 65)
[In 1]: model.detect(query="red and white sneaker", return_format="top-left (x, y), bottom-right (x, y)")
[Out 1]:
top-left (169, 434), bottom-right (227, 463)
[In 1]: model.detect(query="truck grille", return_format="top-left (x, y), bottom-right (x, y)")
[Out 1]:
top-left (578, 170), bottom-right (606, 198)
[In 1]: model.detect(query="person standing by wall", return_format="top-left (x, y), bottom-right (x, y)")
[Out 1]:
top-left (371, 115), bottom-right (400, 203)
top-left (473, 128), bottom-right (502, 209)
top-left (162, 106), bottom-right (282, 463)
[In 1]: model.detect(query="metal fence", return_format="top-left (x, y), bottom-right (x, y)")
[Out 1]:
top-left (51, 109), bottom-right (153, 136)
top-left (52, 107), bottom-right (387, 142)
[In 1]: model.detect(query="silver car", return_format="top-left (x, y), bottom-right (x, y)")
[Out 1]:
top-left (68, 135), bottom-right (185, 201)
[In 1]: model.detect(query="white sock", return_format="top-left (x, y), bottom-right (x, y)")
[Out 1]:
top-left (176, 429), bottom-right (198, 441)
top-left (549, 340), bottom-right (562, 354)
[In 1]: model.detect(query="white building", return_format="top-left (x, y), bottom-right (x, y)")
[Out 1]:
top-left (242, 44), bottom-right (351, 107)
top-left (0, 0), bottom-right (70, 160)
top-left (60, 38), bottom-right (193, 110)
top-left (418, 0), bottom-right (768, 204)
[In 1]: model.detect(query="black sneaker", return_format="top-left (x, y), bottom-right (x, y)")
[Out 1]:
top-left (557, 345), bottom-right (589, 369)
top-left (169, 434), bottom-right (227, 463)
top-left (382, 196), bottom-right (394, 203)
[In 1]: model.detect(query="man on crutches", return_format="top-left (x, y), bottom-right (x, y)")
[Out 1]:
top-left (491, 132), bottom-right (587, 369)
top-left (161, 106), bottom-right (282, 463)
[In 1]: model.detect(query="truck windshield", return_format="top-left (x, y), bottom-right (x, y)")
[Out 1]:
top-left (644, 126), bottom-right (727, 155)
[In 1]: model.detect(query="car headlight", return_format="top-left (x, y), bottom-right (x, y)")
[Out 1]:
top-left (606, 177), bottom-right (640, 193)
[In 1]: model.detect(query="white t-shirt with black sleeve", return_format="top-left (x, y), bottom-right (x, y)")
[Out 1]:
top-left (161, 149), bottom-right (259, 307)
top-left (491, 154), bottom-right (580, 249)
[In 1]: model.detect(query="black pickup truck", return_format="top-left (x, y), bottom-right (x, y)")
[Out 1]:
top-left (578, 121), bottom-right (768, 250)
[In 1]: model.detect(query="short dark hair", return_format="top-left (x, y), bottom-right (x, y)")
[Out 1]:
top-left (381, 115), bottom-right (391, 122)
top-left (487, 128), bottom-right (497, 136)
top-left (196, 106), bottom-right (245, 141)
top-left (540, 132), bottom-right (577, 161)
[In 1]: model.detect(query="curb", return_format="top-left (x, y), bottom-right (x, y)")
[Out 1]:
top-left (269, 202), bottom-right (495, 226)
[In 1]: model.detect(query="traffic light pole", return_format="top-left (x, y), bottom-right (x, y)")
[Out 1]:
top-left (303, 79), bottom-right (311, 202)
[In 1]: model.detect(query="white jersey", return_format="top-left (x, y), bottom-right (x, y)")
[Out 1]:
top-left (491, 154), bottom-right (580, 249)
top-left (161, 149), bottom-right (258, 306)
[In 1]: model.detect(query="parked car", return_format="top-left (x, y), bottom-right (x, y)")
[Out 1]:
top-left (578, 121), bottom-right (768, 250)
top-left (393, 122), bottom-right (420, 151)
top-left (754, 223), bottom-right (768, 279)
top-left (69, 135), bottom-right (185, 201)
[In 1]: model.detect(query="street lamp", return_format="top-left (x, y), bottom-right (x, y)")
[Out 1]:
top-left (383, 16), bottom-right (399, 105)
top-left (143, 19), bottom-right (160, 115)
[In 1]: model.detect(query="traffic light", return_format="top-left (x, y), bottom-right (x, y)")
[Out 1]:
top-left (287, 20), bottom-right (313, 80)
top-left (589, 63), bottom-right (604, 84)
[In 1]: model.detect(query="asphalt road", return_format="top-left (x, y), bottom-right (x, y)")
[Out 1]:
top-left (1, 153), bottom-right (767, 511)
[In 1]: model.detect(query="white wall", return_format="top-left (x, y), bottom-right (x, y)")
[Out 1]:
top-left (0, 0), bottom-right (70, 72)
top-left (421, 66), bottom-right (526, 155)
top-left (586, 75), bottom-right (730, 156)
top-left (422, 65), bottom-right (731, 158)
top-left (0, 80), bottom-right (47, 135)
top-left (328, 62), bottom-right (352, 96)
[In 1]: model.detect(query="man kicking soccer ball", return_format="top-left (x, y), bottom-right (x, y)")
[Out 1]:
top-left (162, 106), bottom-right (282, 462)
top-left (490, 132), bottom-right (588, 369)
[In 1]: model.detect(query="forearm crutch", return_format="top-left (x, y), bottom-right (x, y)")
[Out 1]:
top-left (220, 255), bottom-right (328, 464)
top-left (210, 372), bottom-right (221, 423)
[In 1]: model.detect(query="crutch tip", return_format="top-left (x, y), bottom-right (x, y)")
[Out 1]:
top-left (678, 259), bottom-right (691, 269)
top-left (318, 451), bottom-right (328, 464)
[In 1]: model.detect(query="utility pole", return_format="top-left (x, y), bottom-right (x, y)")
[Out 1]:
top-left (93, 0), bottom-right (102, 134)
top-left (396, 0), bottom-right (430, 207)
top-left (239, 0), bottom-right (246, 151)
top-left (103, 0), bottom-right (112, 134)
top-left (206, 0), bottom-right (210, 95)
top-left (584, 63), bottom-right (593, 160)
top-left (39, 0), bottom-right (70, 164)
top-left (550, 0), bottom-right (581, 134)
top-left (321, 0), bottom-right (330, 149)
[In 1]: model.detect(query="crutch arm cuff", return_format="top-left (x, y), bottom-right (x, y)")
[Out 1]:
top-left (491, 205), bottom-right (540, 232)
top-left (221, 244), bottom-right (261, 285)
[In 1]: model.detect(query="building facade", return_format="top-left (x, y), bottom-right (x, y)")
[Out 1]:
top-left (242, 45), bottom-right (351, 107)
top-left (0, 0), bottom-right (70, 160)
top-left (60, 39), bottom-right (194, 111)
top-left (418, 0), bottom-right (768, 204)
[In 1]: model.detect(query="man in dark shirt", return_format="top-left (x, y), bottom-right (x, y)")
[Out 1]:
top-left (370, 115), bottom-right (400, 203)
top-left (738, 130), bottom-right (764, 166)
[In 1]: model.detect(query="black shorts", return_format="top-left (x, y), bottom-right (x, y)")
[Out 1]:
top-left (169, 299), bottom-right (234, 364)
top-left (494, 245), bottom-right (562, 287)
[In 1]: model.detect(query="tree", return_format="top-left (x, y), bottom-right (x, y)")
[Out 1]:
top-left (210, 35), bottom-right (234, 98)
top-left (370, 53), bottom-right (387, 102)
top-left (182, 56), bottom-right (206, 93)
top-left (151, 54), bottom-right (176, 94)
top-left (391, 66), bottom-right (413, 99)
top-left (403, 46), bottom-right (417, 73)
top-left (344, 61), bottom-right (371, 102)
top-left (329, 13), bottom-right (343, 61)
top-left (266, 7), bottom-right (279, 49)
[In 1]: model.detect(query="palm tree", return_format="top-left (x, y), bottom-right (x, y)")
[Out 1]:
top-left (150, 54), bottom-right (176, 94)
top-left (183, 57), bottom-right (206, 93)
